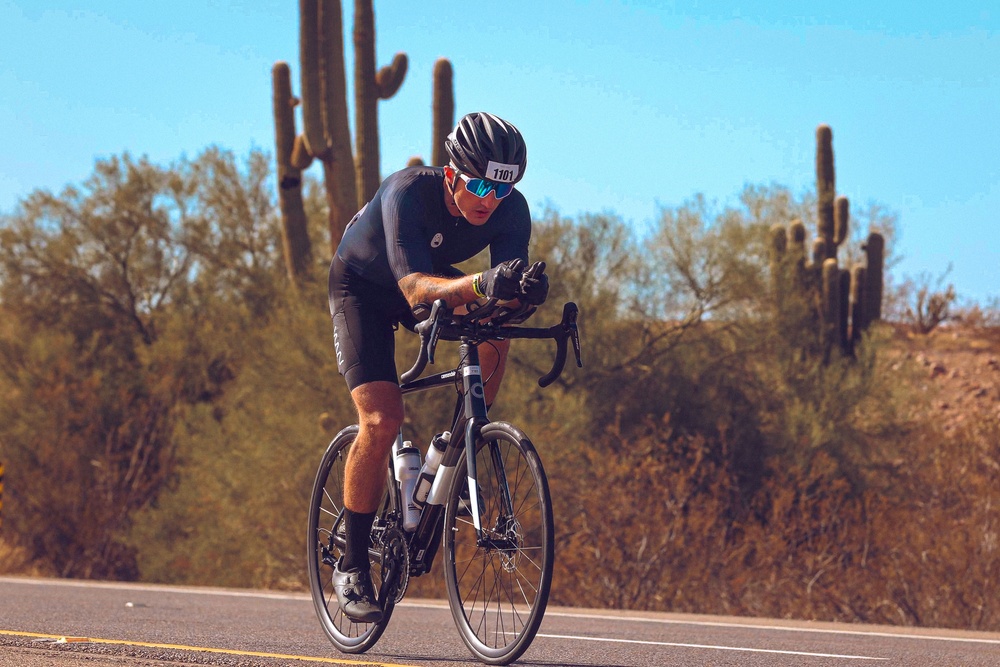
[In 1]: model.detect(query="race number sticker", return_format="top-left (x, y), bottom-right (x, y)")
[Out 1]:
top-left (485, 161), bottom-right (519, 183)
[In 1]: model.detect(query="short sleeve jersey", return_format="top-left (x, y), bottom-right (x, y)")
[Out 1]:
top-left (335, 166), bottom-right (531, 289)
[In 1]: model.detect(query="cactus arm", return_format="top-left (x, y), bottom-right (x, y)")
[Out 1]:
top-left (821, 258), bottom-right (841, 362)
top-left (376, 52), bottom-right (408, 99)
top-left (271, 61), bottom-right (312, 282)
top-left (834, 195), bottom-right (850, 246)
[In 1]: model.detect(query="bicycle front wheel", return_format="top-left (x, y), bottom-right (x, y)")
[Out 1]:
top-left (307, 425), bottom-right (393, 653)
top-left (443, 421), bottom-right (554, 665)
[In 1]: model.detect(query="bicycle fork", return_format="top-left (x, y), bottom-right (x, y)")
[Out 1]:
top-left (458, 342), bottom-right (515, 541)
top-left (459, 342), bottom-right (488, 534)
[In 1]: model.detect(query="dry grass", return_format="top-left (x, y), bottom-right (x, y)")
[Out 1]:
top-left (548, 323), bottom-right (1000, 630)
top-left (0, 537), bottom-right (50, 577)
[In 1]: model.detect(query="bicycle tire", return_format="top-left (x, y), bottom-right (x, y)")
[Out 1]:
top-left (307, 425), bottom-right (394, 653)
top-left (443, 421), bottom-right (554, 665)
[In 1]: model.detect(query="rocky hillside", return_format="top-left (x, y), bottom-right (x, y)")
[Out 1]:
top-left (891, 323), bottom-right (1000, 432)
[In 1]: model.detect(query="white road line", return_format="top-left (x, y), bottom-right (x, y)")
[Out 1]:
top-left (5, 577), bottom-right (999, 647)
top-left (541, 609), bottom-right (1000, 646)
top-left (536, 632), bottom-right (888, 660)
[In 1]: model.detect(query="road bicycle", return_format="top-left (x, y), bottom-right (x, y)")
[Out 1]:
top-left (307, 294), bottom-right (582, 665)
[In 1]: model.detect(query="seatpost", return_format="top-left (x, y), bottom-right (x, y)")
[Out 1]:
top-left (459, 339), bottom-right (489, 533)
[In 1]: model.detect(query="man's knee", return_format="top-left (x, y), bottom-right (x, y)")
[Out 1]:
top-left (352, 382), bottom-right (404, 441)
top-left (358, 407), bottom-right (403, 441)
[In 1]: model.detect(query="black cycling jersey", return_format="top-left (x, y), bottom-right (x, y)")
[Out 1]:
top-left (329, 165), bottom-right (532, 390)
top-left (335, 165), bottom-right (531, 289)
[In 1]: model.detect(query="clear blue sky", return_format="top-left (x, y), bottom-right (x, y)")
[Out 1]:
top-left (2, 1), bottom-right (997, 303)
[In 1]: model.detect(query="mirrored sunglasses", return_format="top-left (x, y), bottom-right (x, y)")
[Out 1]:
top-left (458, 172), bottom-right (514, 200)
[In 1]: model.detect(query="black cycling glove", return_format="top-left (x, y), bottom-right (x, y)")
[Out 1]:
top-left (475, 258), bottom-right (525, 301)
top-left (519, 261), bottom-right (549, 305)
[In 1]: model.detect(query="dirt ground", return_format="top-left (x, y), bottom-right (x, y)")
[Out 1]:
top-left (889, 322), bottom-right (1000, 432)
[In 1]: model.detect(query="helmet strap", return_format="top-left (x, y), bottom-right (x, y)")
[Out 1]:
top-left (443, 165), bottom-right (458, 197)
top-left (442, 165), bottom-right (460, 216)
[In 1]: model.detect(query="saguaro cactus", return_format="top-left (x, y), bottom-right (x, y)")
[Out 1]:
top-left (766, 125), bottom-right (885, 364)
top-left (816, 124), bottom-right (836, 259)
top-left (271, 62), bottom-right (311, 283)
top-left (284, 0), bottom-right (407, 251)
top-left (353, 0), bottom-right (407, 205)
top-left (297, 0), bottom-right (358, 251)
top-left (863, 232), bottom-right (885, 323)
top-left (432, 58), bottom-right (454, 167)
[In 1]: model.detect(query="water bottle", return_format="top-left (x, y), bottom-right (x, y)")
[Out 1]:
top-left (412, 432), bottom-right (450, 508)
top-left (393, 442), bottom-right (422, 532)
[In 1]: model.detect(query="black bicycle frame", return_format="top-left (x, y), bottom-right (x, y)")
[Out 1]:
top-left (383, 337), bottom-right (493, 576)
top-left (367, 300), bottom-right (580, 578)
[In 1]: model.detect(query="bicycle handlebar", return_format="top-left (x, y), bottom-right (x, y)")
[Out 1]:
top-left (399, 300), bottom-right (583, 386)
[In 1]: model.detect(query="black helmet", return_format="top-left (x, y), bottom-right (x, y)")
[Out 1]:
top-left (445, 112), bottom-right (527, 184)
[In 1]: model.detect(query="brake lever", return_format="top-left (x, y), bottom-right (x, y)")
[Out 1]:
top-left (401, 299), bottom-right (447, 383)
top-left (566, 302), bottom-right (583, 368)
top-left (538, 302), bottom-right (580, 387)
top-left (427, 304), bottom-right (443, 365)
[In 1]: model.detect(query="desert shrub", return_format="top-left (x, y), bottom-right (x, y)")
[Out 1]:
top-left (894, 268), bottom-right (958, 334)
top-left (550, 421), bottom-right (737, 609)
top-left (552, 414), bottom-right (1000, 630)
top-left (0, 148), bottom-right (282, 578)
top-left (127, 282), bottom-right (350, 589)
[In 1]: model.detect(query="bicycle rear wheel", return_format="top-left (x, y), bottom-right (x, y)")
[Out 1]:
top-left (307, 425), bottom-right (394, 653)
top-left (443, 421), bottom-right (554, 665)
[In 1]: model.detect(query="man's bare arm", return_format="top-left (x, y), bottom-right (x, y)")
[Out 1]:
top-left (398, 273), bottom-right (479, 310)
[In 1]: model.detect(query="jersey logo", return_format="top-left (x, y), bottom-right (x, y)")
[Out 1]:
top-left (486, 160), bottom-right (519, 183)
top-left (430, 233), bottom-right (444, 248)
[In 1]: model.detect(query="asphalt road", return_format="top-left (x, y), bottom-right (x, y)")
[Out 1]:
top-left (1, 576), bottom-right (999, 666)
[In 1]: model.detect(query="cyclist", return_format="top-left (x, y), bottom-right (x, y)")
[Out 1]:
top-left (327, 112), bottom-right (548, 622)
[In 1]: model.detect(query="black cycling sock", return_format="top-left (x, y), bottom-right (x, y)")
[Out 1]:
top-left (341, 509), bottom-right (376, 572)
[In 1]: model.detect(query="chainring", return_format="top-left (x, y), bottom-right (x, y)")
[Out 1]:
top-left (379, 526), bottom-right (410, 604)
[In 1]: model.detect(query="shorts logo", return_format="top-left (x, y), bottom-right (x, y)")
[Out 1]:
top-left (333, 325), bottom-right (344, 367)
top-left (430, 233), bottom-right (444, 248)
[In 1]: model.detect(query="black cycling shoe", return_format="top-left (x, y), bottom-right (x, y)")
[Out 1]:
top-left (332, 559), bottom-right (383, 623)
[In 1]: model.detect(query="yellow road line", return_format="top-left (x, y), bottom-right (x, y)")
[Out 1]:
top-left (0, 629), bottom-right (416, 666)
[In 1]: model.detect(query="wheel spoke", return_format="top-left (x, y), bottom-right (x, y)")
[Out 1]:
top-left (445, 424), bottom-right (553, 663)
top-left (307, 427), bottom-right (391, 653)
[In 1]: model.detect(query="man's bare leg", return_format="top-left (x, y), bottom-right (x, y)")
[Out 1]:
top-left (344, 380), bottom-right (404, 513)
top-left (479, 338), bottom-right (510, 406)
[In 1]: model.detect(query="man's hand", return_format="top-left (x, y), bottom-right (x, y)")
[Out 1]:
top-left (520, 261), bottom-right (549, 305)
top-left (476, 259), bottom-right (525, 301)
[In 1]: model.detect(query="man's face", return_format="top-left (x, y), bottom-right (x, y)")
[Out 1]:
top-left (449, 169), bottom-right (504, 226)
